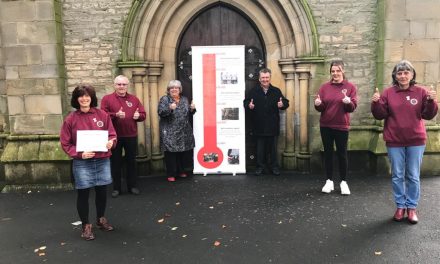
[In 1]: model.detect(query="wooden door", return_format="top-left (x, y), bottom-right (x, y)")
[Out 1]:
top-left (177, 3), bottom-right (265, 168)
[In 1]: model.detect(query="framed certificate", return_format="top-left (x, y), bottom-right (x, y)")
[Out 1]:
top-left (76, 130), bottom-right (108, 152)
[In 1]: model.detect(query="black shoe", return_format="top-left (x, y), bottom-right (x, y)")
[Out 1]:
top-left (130, 188), bottom-right (140, 195)
top-left (255, 168), bottom-right (263, 175)
top-left (272, 168), bottom-right (280, 175)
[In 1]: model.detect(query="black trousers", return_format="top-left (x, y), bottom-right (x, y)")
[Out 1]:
top-left (164, 150), bottom-right (192, 177)
top-left (256, 136), bottom-right (279, 170)
top-left (111, 137), bottom-right (137, 192)
top-left (77, 185), bottom-right (107, 224)
top-left (320, 127), bottom-right (348, 181)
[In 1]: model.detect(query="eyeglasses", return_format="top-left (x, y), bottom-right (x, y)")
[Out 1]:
top-left (116, 83), bottom-right (128, 86)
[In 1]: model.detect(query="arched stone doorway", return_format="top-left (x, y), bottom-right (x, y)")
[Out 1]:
top-left (176, 3), bottom-right (266, 168)
top-left (118, 0), bottom-right (324, 173)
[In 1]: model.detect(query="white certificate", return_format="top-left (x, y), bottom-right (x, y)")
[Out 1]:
top-left (76, 130), bottom-right (108, 152)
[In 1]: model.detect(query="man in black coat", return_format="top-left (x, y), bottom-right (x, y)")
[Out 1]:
top-left (243, 68), bottom-right (289, 175)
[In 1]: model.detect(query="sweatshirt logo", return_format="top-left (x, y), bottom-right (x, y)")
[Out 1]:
top-left (410, 98), bottom-right (418, 105)
top-left (126, 101), bottom-right (133, 107)
top-left (96, 121), bottom-right (104, 128)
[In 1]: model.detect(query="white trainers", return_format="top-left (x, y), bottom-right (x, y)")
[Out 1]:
top-left (340, 181), bottom-right (351, 195)
top-left (321, 179), bottom-right (334, 193)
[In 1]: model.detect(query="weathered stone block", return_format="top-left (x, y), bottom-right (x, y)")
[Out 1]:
top-left (43, 115), bottom-right (63, 135)
top-left (7, 96), bottom-right (24, 115)
top-left (36, 1), bottom-right (55, 20)
top-left (41, 44), bottom-right (58, 64)
top-left (5, 66), bottom-right (19, 79)
top-left (426, 22), bottom-right (440, 38)
top-left (407, 0), bottom-right (440, 20)
top-left (385, 20), bottom-right (410, 39)
top-left (0, 96), bottom-right (8, 114)
top-left (0, 1), bottom-right (35, 22)
top-left (17, 22), bottom-right (57, 44)
top-left (404, 40), bottom-right (439, 62)
top-left (18, 65), bottom-right (59, 79)
top-left (1, 23), bottom-right (18, 46)
top-left (3, 46), bottom-right (27, 65)
top-left (26, 45), bottom-right (43, 65)
top-left (24, 95), bottom-right (62, 114)
top-left (409, 21), bottom-right (426, 39)
top-left (10, 115), bottom-right (45, 134)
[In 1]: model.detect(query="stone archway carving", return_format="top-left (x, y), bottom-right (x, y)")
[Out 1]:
top-left (118, 0), bottom-right (324, 172)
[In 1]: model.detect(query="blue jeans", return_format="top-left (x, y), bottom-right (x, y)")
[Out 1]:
top-left (387, 145), bottom-right (425, 209)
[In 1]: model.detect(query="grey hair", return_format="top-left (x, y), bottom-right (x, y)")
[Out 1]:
top-left (114, 75), bottom-right (130, 84)
top-left (392, 60), bottom-right (416, 86)
top-left (167, 80), bottom-right (183, 95)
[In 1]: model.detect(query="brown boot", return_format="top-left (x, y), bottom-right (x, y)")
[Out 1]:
top-left (81, 224), bottom-right (95, 241)
top-left (97, 217), bottom-right (114, 231)
top-left (407, 209), bottom-right (419, 224)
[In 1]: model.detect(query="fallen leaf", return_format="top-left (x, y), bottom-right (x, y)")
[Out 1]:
top-left (209, 206), bottom-right (214, 209)
top-left (341, 224), bottom-right (347, 227)
top-left (157, 218), bottom-right (164, 223)
top-left (221, 224), bottom-right (227, 229)
top-left (214, 241), bottom-right (221, 246)
top-left (71, 221), bottom-right (82, 226)
top-left (164, 213), bottom-right (171, 218)
top-left (1, 218), bottom-right (12, 221)
top-left (375, 251), bottom-right (382, 256)
top-left (38, 252), bottom-right (45, 256)
top-left (27, 191), bottom-right (32, 194)
top-left (182, 234), bottom-right (187, 238)
top-left (171, 227), bottom-right (178, 231)
top-left (39, 246), bottom-right (47, 250)
top-left (60, 242), bottom-right (66, 246)
top-left (175, 202), bottom-right (180, 206)
top-left (277, 221), bottom-right (283, 224)
top-left (217, 202), bottom-right (224, 205)
top-left (34, 249), bottom-right (39, 253)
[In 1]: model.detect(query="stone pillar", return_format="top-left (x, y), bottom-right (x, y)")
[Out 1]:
top-left (147, 62), bottom-right (164, 172)
top-left (296, 67), bottom-right (311, 171)
top-left (132, 70), bottom-right (147, 156)
top-left (279, 59), bottom-right (296, 169)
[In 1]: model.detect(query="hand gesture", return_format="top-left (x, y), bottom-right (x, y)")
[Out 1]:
top-left (277, 97), bottom-right (284, 108)
top-left (106, 139), bottom-right (115, 149)
top-left (170, 101), bottom-right (177, 110)
top-left (428, 85), bottom-right (437, 101)
top-left (82, 151), bottom-right (96, 159)
top-left (133, 108), bottom-right (140, 120)
top-left (248, 99), bottom-right (255, 110)
top-left (314, 94), bottom-right (322, 106)
top-left (190, 100), bottom-right (196, 110)
top-left (342, 90), bottom-right (351, 104)
top-left (116, 107), bottom-right (125, 118)
top-left (371, 87), bottom-right (380, 102)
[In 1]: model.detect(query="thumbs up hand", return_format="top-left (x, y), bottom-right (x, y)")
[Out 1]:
top-left (341, 90), bottom-right (351, 104)
top-left (427, 85), bottom-right (437, 101)
top-left (314, 94), bottom-right (322, 106)
top-left (170, 101), bottom-right (177, 110)
top-left (249, 99), bottom-right (255, 110)
top-left (277, 97), bottom-right (284, 108)
top-left (190, 100), bottom-right (196, 110)
top-left (133, 108), bottom-right (140, 120)
top-left (116, 107), bottom-right (125, 118)
top-left (371, 87), bottom-right (380, 102)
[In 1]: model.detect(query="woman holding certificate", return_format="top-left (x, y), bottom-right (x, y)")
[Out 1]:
top-left (314, 59), bottom-right (358, 195)
top-left (60, 84), bottom-right (117, 241)
top-left (371, 60), bottom-right (438, 224)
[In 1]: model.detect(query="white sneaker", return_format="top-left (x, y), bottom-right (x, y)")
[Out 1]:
top-left (321, 179), bottom-right (334, 193)
top-left (340, 181), bottom-right (351, 195)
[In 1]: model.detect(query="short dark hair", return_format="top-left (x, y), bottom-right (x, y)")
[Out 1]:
top-left (259, 68), bottom-right (271, 76)
top-left (71, 84), bottom-right (98, 109)
top-left (392, 60), bottom-right (417, 86)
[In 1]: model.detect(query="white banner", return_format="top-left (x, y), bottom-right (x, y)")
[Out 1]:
top-left (192, 45), bottom-right (246, 175)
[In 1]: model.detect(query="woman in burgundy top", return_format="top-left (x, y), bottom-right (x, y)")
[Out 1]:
top-left (371, 60), bottom-right (437, 224)
top-left (60, 84), bottom-right (117, 240)
top-left (314, 59), bottom-right (358, 195)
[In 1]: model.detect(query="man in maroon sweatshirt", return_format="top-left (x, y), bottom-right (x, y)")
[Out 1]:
top-left (101, 75), bottom-right (147, 197)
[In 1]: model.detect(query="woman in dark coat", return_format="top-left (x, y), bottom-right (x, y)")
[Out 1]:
top-left (158, 80), bottom-right (196, 182)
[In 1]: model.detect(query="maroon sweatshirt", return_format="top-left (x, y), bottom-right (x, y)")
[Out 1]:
top-left (101, 92), bottom-right (146, 137)
top-left (60, 108), bottom-right (117, 159)
top-left (315, 80), bottom-right (358, 131)
top-left (371, 85), bottom-right (438, 147)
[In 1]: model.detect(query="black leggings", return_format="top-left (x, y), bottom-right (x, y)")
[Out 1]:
top-left (320, 127), bottom-right (348, 181)
top-left (76, 185), bottom-right (107, 224)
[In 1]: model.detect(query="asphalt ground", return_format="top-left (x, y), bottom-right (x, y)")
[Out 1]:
top-left (1, 172), bottom-right (440, 264)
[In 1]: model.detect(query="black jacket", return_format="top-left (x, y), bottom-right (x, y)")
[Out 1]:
top-left (243, 84), bottom-right (289, 136)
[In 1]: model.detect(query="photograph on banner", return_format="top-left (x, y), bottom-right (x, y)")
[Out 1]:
top-left (192, 45), bottom-right (246, 175)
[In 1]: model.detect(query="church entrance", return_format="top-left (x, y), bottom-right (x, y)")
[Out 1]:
top-left (176, 3), bottom-right (265, 168)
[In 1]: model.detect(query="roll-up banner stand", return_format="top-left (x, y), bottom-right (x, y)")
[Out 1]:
top-left (192, 45), bottom-right (246, 175)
